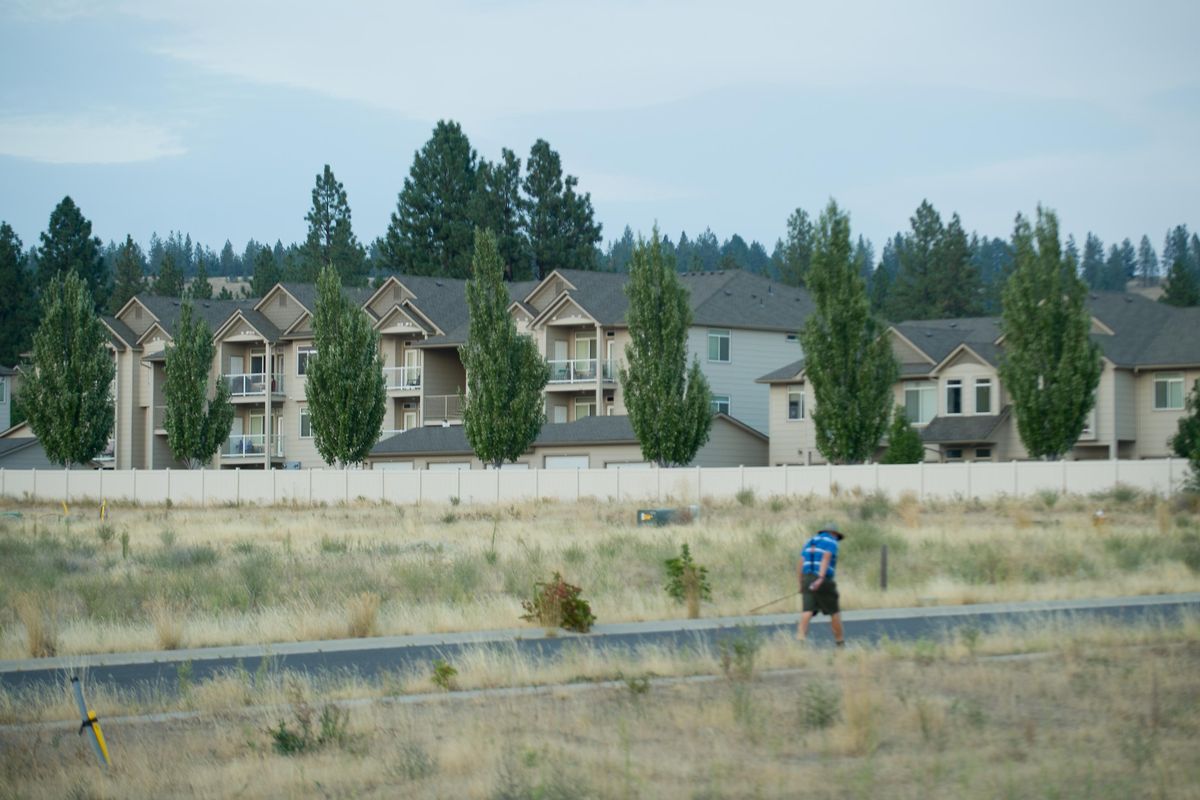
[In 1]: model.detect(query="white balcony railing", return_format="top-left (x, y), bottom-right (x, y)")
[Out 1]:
top-left (383, 366), bottom-right (422, 390)
top-left (224, 373), bottom-right (284, 397)
top-left (378, 428), bottom-right (410, 440)
top-left (423, 394), bottom-right (462, 422)
top-left (94, 438), bottom-right (115, 462)
top-left (547, 359), bottom-right (616, 383)
top-left (224, 434), bottom-right (284, 458)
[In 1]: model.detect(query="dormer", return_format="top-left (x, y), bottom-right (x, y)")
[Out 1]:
top-left (254, 284), bottom-right (308, 331)
top-left (524, 270), bottom-right (577, 313)
top-left (114, 296), bottom-right (158, 339)
top-left (365, 276), bottom-right (416, 318)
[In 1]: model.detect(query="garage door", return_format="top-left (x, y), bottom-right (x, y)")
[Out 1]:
top-left (427, 462), bottom-right (471, 471)
top-left (544, 455), bottom-right (590, 470)
top-left (375, 461), bottom-right (414, 471)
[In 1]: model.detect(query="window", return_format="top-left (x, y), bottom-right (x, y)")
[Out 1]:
top-left (0, 377), bottom-right (6, 404)
top-left (299, 407), bottom-right (312, 438)
top-left (296, 346), bottom-right (316, 376)
top-left (1154, 373), bottom-right (1185, 410)
top-left (711, 394), bottom-right (730, 415)
top-left (708, 329), bottom-right (731, 362)
top-left (787, 387), bottom-right (805, 420)
top-left (946, 379), bottom-right (963, 415)
top-left (975, 448), bottom-right (992, 459)
top-left (975, 379), bottom-right (992, 414)
top-left (574, 401), bottom-right (595, 420)
top-left (944, 448), bottom-right (964, 460)
top-left (904, 382), bottom-right (935, 424)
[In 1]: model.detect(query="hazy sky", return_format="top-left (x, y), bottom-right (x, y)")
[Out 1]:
top-left (2, 0), bottom-right (1198, 259)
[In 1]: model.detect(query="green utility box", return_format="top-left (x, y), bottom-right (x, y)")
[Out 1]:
top-left (636, 505), bottom-right (700, 526)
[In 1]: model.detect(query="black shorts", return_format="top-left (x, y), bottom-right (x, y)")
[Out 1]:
top-left (801, 574), bottom-right (840, 616)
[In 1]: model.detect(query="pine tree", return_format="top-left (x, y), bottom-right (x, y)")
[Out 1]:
top-left (162, 303), bottom-right (233, 468)
top-left (250, 245), bottom-right (282, 298)
top-left (153, 251), bottom-right (185, 296)
top-left (300, 164), bottom-right (367, 285)
top-left (461, 229), bottom-right (549, 467)
top-left (381, 120), bottom-right (477, 278)
top-left (188, 254), bottom-right (213, 299)
top-left (933, 213), bottom-right (981, 317)
top-left (1081, 233), bottom-right (1105, 289)
top-left (1162, 225), bottom-right (1190, 275)
top-left (1137, 235), bottom-right (1159, 286)
top-left (304, 265), bottom-right (385, 466)
top-left (36, 196), bottom-right (108, 309)
top-left (800, 200), bottom-right (898, 464)
top-left (1119, 238), bottom-right (1138, 286)
top-left (523, 139), bottom-right (601, 278)
top-left (108, 235), bottom-right (147, 313)
top-left (777, 208), bottom-right (813, 287)
top-left (1101, 244), bottom-right (1127, 291)
top-left (22, 270), bottom-right (115, 467)
top-left (1170, 377), bottom-right (1200, 489)
top-left (619, 227), bottom-right (713, 467)
top-left (881, 405), bottom-right (924, 464)
top-left (1160, 258), bottom-right (1199, 307)
top-left (218, 240), bottom-right (237, 276)
top-left (999, 208), bottom-right (1102, 459)
top-left (471, 149), bottom-right (531, 280)
top-left (0, 222), bottom-right (36, 366)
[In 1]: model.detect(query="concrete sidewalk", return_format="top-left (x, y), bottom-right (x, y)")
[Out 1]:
top-left (3, 592), bottom-right (1196, 675)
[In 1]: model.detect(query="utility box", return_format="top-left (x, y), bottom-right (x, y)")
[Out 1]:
top-left (637, 505), bottom-right (700, 526)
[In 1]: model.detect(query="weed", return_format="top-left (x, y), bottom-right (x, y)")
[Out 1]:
top-left (96, 524), bottom-right (115, 549)
top-left (319, 535), bottom-right (349, 555)
top-left (799, 680), bottom-right (841, 730)
top-left (159, 528), bottom-right (177, 548)
top-left (717, 626), bottom-right (760, 683)
top-left (959, 625), bottom-right (982, 656)
top-left (345, 591), bottom-right (381, 638)
top-left (450, 495), bottom-right (461, 507)
top-left (856, 491), bottom-right (892, 521)
top-left (663, 543), bottom-right (712, 619)
top-left (1037, 489), bottom-right (1059, 510)
top-left (735, 488), bottom-right (755, 507)
top-left (623, 674), bottom-right (652, 697)
top-left (176, 660), bottom-right (194, 703)
top-left (388, 741), bottom-right (437, 781)
top-left (147, 596), bottom-right (185, 650)
top-left (768, 496), bottom-right (787, 513)
top-left (440, 512), bottom-right (458, 524)
top-left (15, 592), bottom-right (58, 657)
top-left (520, 572), bottom-right (596, 633)
top-left (268, 683), bottom-right (353, 756)
top-left (119, 529), bottom-right (130, 559)
top-left (431, 659), bottom-right (458, 691)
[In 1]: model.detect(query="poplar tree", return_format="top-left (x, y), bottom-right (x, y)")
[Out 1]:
top-left (460, 229), bottom-right (549, 467)
top-left (108, 235), bottom-right (147, 312)
top-left (162, 303), bottom-right (233, 468)
top-left (999, 208), bottom-right (1102, 459)
top-left (381, 120), bottom-right (477, 278)
top-left (881, 406), bottom-right (924, 464)
top-left (800, 200), bottom-right (898, 464)
top-left (305, 265), bottom-right (385, 466)
top-left (0, 222), bottom-right (36, 365)
top-left (36, 196), bottom-right (108, 309)
top-left (300, 164), bottom-right (367, 285)
top-left (154, 251), bottom-right (185, 296)
top-left (22, 270), bottom-right (115, 467)
top-left (619, 228), bottom-right (713, 467)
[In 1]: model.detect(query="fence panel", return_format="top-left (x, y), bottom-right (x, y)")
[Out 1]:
top-left (310, 470), bottom-right (346, 505)
top-left (1117, 460), bottom-right (1179, 494)
top-left (969, 462), bottom-right (1016, 499)
top-left (921, 463), bottom-right (970, 498)
top-left (875, 465), bottom-right (923, 499)
top-left (204, 470), bottom-right (239, 506)
top-left (420, 472), bottom-right (459, 504)
top-left (496, 471), bottom-right (537, 503)
top-left (660, 469), bottom-right (701, 502)
top-left (537, 470), bottom-right (579, 501)
top-left (274, 471), bottom-right (310, 505)
top-left (785, 466), bottom-right (828, 497)
top-left (169, 471), bottom-right (205, 506)
top-left (1014, 462), bottom-right (1063, 495)
top-left (238, 471), bottom-right (275, 505)
top-left (831, 465), bottom-right (877, 496)
top-left (67, 471), bottom-right (103, 503)
top-left (459, 471), bottom-right (500, 505)
top-left (698, 468), bottom-right (742, 500)
top-left (102, 470), bottom-right (136, 503)
top-left (578, 469), bottom-right (619, 501)
top-left (347, 471), bottom-right (383, 503)
top-left (383, 472), bottom-right (420, 505)
top-left (1065, 461), bottom-right (1116, 496)
top-left (132, 470), bottom-right (169, 504)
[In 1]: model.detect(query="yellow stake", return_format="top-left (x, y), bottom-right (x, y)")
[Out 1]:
top-left (100, 500), bottom-right (107, 521)
top-left (88, 710), bottom-right (111, 765)
top-left (61, 500), bottom-right (69, 517)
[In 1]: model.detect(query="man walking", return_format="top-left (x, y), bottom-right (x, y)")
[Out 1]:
top-left (797, 524), bottom-right (845, 646)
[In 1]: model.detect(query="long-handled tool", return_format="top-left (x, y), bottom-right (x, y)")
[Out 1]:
top-left (747, 590), bottom-right (800, 614)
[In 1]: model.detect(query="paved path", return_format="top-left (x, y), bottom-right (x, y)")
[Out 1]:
top-left (1, 593), bottom-right (1195, 695)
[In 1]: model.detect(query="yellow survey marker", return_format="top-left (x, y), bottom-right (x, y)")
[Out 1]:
top-left (71, 676), bottom-right (110, 767)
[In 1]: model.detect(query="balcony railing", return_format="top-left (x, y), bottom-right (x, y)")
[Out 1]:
top-left (547, 359), bottom-right (616, 383)
top-left (224, 434), bottom-right (284, 458)
top-left (224, 372), bottom-right (284, 397)
top-left (423, 394), bottom-right (461, 422)
top-left (378, 428), bottom-right (411, 440)
top-left (383, 366), bottom-right (422, 390)
top-left (94, 438), bottom-right (115, 462)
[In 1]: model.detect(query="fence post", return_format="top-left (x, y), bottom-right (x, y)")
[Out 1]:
top-left (880, 544), bottom-right (888, 591)
top-left (165, 469), bottom-right (170, 505)
top-left (1012, 460), bottom-right (1018, 496)
top-left (131, 468), bottom-right (136, 505)
top-left (418, 469), bottom-right (424, 506)
top-left (965, 460), bottom-right (972, 500)
top-left (456, 468), bottom-right (461, 503)
top-left (533, 468), bottom-right (538, 502)
top-left (918, 461), bottom-right (924, 500)
top-left (1166, 457), bottom-right (1172, 496)
top-left (65, 467), bottom-right (70, 504)
top-left (827, 463), bottom-right (834, 498)
top-left (576, 467), bottom-right (581, 501)
top-left (309, 468), bottom-right (314, 505)
top-left (235, 468), bottom-right (241, 506)
top-left (1061, 459), bottom-right (1068, 493)
top-left (616, 467), bottom-right (622, 501)
top-left (345, 470), bottom-right (351, 504)
top-left (273, 469), bottom-right (278, 506)
top-left (1114, 458), bottom-right (1120, 491)
top-left (200, 469), bottom-right (205, 507)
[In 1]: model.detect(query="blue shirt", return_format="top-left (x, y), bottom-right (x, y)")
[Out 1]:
top-left (800, 532), bottom-right (839, 578)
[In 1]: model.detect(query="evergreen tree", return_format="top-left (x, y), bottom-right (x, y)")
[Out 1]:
top-left (973, 234), bottom-right (1014, 313)
top-left (1137, 235), bottom-right (1159, 286)
top-left (1101, 244), bottom-right (1126, 291)
top-left (800, 200), bottom-right (898, 464)
top-left (881, 405), bottom-right (924, 464)
top-left (871, 234), bottom-right (903, 314)
top-left (162, 302), bottom-right (233, 468)
top-left (22, 270), bottom-right (115, 467)
top-left (460, 229), bottom-right (549, 467)
top-left (470, 149), bottom-right (531, 280)
top-left (0, 222), bottom-right (36, 366)
top-left (522, 139), bottom-right (602, 277)
top-left (36, 196), bottom-right (108, 309)
top-left (304, 265), bottom-right (386, 466)
top-left (777, 208), bottom-right (813, 286)
top-left (300, 164), bottom-right (367, 285)
top-left (1081, 233), bottom-right (1105, 289)
top-left (853, 235), bottom-right (875, 286)
top-left (619, 227), bottom-right (713, 467)
top-left (381, 120), bottom-right (477, 278)
top-left (1119, 238), bottom-right (1138, 285)
top-left (250, 245), bottom-right (282, 298)
top-left (747, 240), bottom-right (771, 275)
top-left (188, 254), bottom-right (213, 299)
top-left (1169, 377), bottom-right (1200, 489)
top-left (692, 228), bottom-right (721, 271)
top-left (934, 213), bottom-right (981, 317)
top-left (107, 235), bottom-right (147, 313)
top-left (721, 234), bottom-right (751, 270)
top-left (153, 251), bottom-right (185, 296)
top-left (999, 208), bottom-right (1102, 459)
top-left (1160, 258), bottom-right (1200, 307)
top-left (1162, 225), bottom-right (1190, 275)
top-left (888, 200), bottom-right (943, 319)
top-left (218, 240), bottom-right (237, 277)
top-left (604, 226), bottom-right (637, 272)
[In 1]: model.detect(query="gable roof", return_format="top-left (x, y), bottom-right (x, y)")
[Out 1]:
top-left (214, 308), bottom-right (284, 343)
top-left (891, 317), bottom-right (1003, 365)
top-left (920, 409), bottom-right (1010, 444)
top-left (756, 358), bottom-right (806, 384)
top-left (134, 294), bottom-right (252, 338)
top-left (100, 316), bottom-right (137, 351)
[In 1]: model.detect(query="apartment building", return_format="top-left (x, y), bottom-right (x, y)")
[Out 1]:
top-left (91, 268), bottom-right (810, 469)
top-left (759, 292), bottom-right (1200, 465)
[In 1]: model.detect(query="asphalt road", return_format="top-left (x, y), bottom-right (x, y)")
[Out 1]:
top-left (1, 594), bottom-right (1195, 697)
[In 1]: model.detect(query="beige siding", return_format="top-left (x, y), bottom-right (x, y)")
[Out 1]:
top-left (258, 288), bottom-right (304, 331)
top-left (1134, 369), bottom-right (1199, 457)
top-left (767, 383), bottom-right (822, 465)
top-left (117, 299), bottom-right (156, 339)
top-left (694, 420), bottom-right (767, 467)
top-left (1115, 369), bottom-right (1136, 440)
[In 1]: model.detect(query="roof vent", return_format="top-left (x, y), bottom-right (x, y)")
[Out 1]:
top-left (435, 281), bottom-right (443, 287)
top-left (925, 332), bottom-right (933, 337)
top-left (172, 301), bottom-right (180, 306)
top-left (949, 322), bottom-right (957, 328)
top-left (1124, 296), bottom-right (1133, 303)
top-left (724, 290), bottom-right (733, 296)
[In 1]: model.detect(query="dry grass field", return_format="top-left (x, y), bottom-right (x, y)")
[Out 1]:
top-left (1, 618), bottom-right (1197, 799)
top-left (1, 487), bottom-right (1198, 659)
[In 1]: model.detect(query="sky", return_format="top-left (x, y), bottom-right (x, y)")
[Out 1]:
top-left (2, 0), bottom-right (1199, 261)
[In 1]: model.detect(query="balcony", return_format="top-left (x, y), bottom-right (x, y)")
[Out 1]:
top-left (383, 366), bottom-right (422, 391)
top-left (224, 373), bottom-right (284, 400)
top-left (423, 394), bottom-right (462, 423)
top-left (224, 433), bottom-right (284, 459)
top-left (547, 359), bottom-right (616, 385)
top-left (378, 428), bottom-right (410, 441)
top-left (94, 438), bottom-right (115, 463)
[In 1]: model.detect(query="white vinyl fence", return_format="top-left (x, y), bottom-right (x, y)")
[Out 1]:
top-left (0, 459), bottom-right (1188, 507)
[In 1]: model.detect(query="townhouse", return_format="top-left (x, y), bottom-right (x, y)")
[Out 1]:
top-left (91, 268), bottom-right (811, 469)
top-left (758, 292), bottom-right (1200, 465)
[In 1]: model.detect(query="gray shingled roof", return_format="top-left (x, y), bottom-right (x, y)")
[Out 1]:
top-left (920, 410), bottom-right (1009, 444)
top-left (135, 295), bottom-right (253, 338)
top-left (371, 415), bottom-right (641, 456)
top-left (0, 365), bottom-right (16, 376)
top-left (1087, 292), bottom-right (1200, 367)
top-left (279, 283), bottom-right (375, 314)
top-left (756, 359), bottom-right (805, 384)
top-left (101, 316), bottom-right (137, 351)
top-left (0, 438), bottom-right (37, 458)
top-left (236, 309), bottom-right (283, 343)
top-left (893, 317), bottom-right (1002, 365)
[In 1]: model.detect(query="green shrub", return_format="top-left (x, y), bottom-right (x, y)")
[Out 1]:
top-left (96, 524), bottom-right (115, 548)
top-left (800, 680), bottom-right (841, 730)
top-left (431, 659), bottom-right (458, 691)
top-left (269, 686), bottom-right (352, 756)
top-left (735, 488), bottom-right (755, 507)
top-left (520, 572), bottom-right (596, 633)
top-left (663, 543), bottom-right (712, 619)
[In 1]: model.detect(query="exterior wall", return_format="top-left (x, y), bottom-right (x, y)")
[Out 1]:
top-left (0, 442), bottom-right (64, 469)
top-left (1088, 362), bottom-right (1115, 449)
top-left (117, 300), bottom-right (155, 340)
top-left (694, 421), bottom-right (767, 467)
top-left (420, 348), bottom-right (466, 425)
top-left (688, 327), bottom-right (798, 435)
top-left (259, 289), bottom-right (303, 331)
top-left (1134, 368), bottom-right (1200, 458)
top-left (766, 382), bottom-right (823, 465)
top-left (1115, 369), bottom-right (1137, 441)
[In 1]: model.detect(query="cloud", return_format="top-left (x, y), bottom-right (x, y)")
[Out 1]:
top-left (0, 115), bottom-right (186, 164)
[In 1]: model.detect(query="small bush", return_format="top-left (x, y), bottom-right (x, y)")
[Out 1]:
top-left (269, 684), bottom-right (352, 756)
top-left (735, 489), bottom-right (755, 507)
top-left (663, 543), bottom-right (712, 619)
top-left (520, 572), bottom-right (596, 633)
top-left (96, 524), bottom-right (115, 548)
top-left (717, 626), bottom-right (761, 683)
top-left (319, 535), bottom-right (349, 555)
top-left (431, 659), bottom-right (458, 691)
top-left (119, 529), bottom-right (130, 559)
top-left (856, 491), bottom-right (892, 521)
top-left (800, 680), bottom-right (841, 730)
top-left (1036, 489), bottom-right (1059, 510)
top-left (345, 592), bottom-right (381, 638)
top-left (15, 592), bottom-right (58, 658)
top-left (388, 741), bottom-right (437, 781)
top-left (159, 528), bottom-right (177, 548)
top-left (768, 496), bottom-right (787, 513)
top-left (147, 596), bottom-right (185, 650)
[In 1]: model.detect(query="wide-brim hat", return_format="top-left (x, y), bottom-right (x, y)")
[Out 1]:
top-left (819, 523), bottom-right (845, 540)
